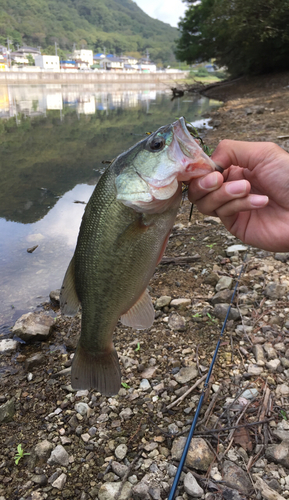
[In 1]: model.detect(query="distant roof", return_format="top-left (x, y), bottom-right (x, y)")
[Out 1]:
top-left (60, 60), bottom-right (76, 64)
top-left (106, 54), bottom-right (114, 58)
top-left (94, 53), bottom-right (105, 58)
top-left (19, 46), bottom-right (41, 53)
top-left (106, 57), bottom-right (123, 62)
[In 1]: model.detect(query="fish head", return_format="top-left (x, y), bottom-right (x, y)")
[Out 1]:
top-left (115, 116), bottom-right (217, 213)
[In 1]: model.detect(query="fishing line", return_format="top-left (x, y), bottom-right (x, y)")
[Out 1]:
top-left (168, 250), bottom-right (249, 500)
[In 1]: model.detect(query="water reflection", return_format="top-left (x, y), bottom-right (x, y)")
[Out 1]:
top-left (0, 83), bottom-right (220, 334)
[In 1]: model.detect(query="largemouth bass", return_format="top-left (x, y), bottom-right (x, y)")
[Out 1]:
top-left (60, 117), bottom-right (216, 396)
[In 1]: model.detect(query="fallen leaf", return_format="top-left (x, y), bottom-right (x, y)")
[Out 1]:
top-left (233, 426), bottom-right (252, 451)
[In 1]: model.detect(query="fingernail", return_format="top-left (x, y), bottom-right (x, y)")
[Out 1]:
top-left (250, 195), bottom-right (269, 207)
top-left (199, 172), bottom-right (219, 190)
top-left (226, 180), bottom-right (247, 195)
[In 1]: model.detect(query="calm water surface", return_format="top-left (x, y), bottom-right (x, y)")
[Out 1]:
top-left (0, 83), bottom-right (220, 334)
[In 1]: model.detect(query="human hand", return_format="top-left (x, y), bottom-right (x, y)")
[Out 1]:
top-left (188, 140), bottom-right (289, 252)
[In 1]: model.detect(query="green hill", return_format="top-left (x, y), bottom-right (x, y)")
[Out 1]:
top-left (0, 0), bottom-right (178, 65)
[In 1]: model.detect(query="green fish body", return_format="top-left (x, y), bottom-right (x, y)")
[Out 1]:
top-left (60, 117), bottom-right (216, 395)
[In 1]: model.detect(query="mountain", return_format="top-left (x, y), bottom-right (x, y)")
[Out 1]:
top-left (0, 0), bottom-right (178, 64)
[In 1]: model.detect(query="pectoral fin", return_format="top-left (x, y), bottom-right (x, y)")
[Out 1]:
top-left (60, 256), bottom-right (80, 316)
top-left (120, 288), bottom-right (155, 329)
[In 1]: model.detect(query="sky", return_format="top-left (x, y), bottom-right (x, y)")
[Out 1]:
top-left (133, 0), bottom-right (187, 28)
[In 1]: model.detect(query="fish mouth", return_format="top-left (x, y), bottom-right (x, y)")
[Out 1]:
top-left (172, 117), bottom-right (217, 180)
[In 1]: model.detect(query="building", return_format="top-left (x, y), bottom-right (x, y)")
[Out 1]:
top-left (60, 60), bottom-right (77, 70)
top-left (73, 50), bottom-right (93, 67)
top-left (101, 56), bottom-right (124, 71)
top-left (35, 55), bottom-right (60, 70)
top-left (16, 46), bottom-right (41, 60)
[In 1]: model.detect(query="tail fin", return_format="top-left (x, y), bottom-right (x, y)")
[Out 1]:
top-left (71, 344), bottom-right (121, 396)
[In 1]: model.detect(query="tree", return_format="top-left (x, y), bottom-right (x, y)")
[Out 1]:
top-left (27, 54), bottom-right (34, 66)
top-left (176, 0), bottom-right (289, 76)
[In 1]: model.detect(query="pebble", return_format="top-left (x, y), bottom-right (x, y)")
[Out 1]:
top-left (171, 437), bottom-right (214, 471)
top-left (0, 339), bottom-right (18, 354)
top-left (264, 283), bottom-right (288, 299)
top-left (75, 402), bottom-right (89, 416)
top-left (0, 398), bottom-right (15, 423)
top-left (47, 445), bottom-right (70, 466)
top-left (222, 461), bottom-right (252, 495)
top-left (211, 289), bottom-right (233, 305)
top-left (252, 344), bottom-right (265, 363)
top-left (266, 359), bottom-right (281, 371)
top-left (25, 353), bottom-right (45, 370)
top-left (12, 312), bottom-right (54, 341)
top-left (213, 303), bottom-right (240, 321)
top-left (276, 384), bottom-right (289, 397)
top-left (265, 441), bottom-right (289, 468)
top-left (139, 379), bottom-right (151, 391)
top-left (115, 444), bottom-right (128, 460)
top-left (247, 365), bottom-right (263, 376)
top-left (119, 408), bottom-right (133, 420)
top-left (184, 472), bottom-right (204, 497)
top-left (154, 296), bottom-right (171, 309)
top-left (49, 289), bottom-right (60, 305)
top-left (98, 481), bottom-right (132, 500)
top-left (111, 461), bottom-right (128, 478)
top-left (34, 440), bottom-right (54, 461)
top-left (215, 276), bottom-right (233, 291)
top-left (170, 298), bottom-right (191, 309)
top-left (174, 364), bottom-right (198, 384)
top-left (226, 244), bottom-right (247, 256)
top-left (51, 473), bottom-right (67, 490)
top-left (168, 313), bottom-right (186, 331)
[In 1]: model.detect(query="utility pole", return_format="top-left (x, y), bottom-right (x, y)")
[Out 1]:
top-left (146, 49), bottom-right (149, 62)
top-left (55, 41), bottom-right (58, 56)
top-left (7, 37), bottom-right (12, 68)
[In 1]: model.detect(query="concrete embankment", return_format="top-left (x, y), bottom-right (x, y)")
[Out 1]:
top-left (0, 70), bottom-right (188, 85)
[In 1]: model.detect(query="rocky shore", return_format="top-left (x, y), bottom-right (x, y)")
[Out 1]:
top-left (1, 72), bottom-right (289, 500)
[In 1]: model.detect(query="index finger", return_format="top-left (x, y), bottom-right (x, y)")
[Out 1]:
top-left (211, 139), bottom-right (279, 171)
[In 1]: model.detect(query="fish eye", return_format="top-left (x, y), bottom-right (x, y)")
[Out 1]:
top-left (148, 135), bottom-right (166, 152)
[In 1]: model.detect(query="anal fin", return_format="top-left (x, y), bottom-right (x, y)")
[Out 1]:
top-left (71, 343), bottom-right (121, 396)
top-left (60, 256), bottom-right (80, 316)
top-left (120, 288), bottom-right (155, 329)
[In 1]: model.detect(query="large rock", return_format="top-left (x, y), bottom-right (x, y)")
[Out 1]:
top-left (12, 312), bottom-right (54, 341)
top-left (222, 461), bottom-right (252, 495)
top-left (0, 398), bottom-right (15, 424)
top-left (171, 437), bottom-right (214, 471)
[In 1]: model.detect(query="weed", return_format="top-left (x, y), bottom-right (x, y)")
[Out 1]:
top-left (121, 382), bottom-right (130, 390)
top-left (135, 342), bottom-right (140, 352)
top-left (14, 444), bottom-right (30, 465)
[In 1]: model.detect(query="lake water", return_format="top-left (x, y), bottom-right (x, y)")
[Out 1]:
top-left (0, 83), bottom-right (220, 335)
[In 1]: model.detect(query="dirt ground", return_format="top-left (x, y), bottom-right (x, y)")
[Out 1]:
top-left (2, 72), bottom-right (289, 500)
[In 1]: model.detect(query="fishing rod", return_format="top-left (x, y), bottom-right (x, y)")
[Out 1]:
top-left (168, 251), bottom-right (248, 500)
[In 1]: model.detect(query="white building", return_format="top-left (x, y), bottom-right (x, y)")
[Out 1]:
top-left (73, 50), bottom-right (93, 67)
top-left (35, 55), bottom-right (60, 70)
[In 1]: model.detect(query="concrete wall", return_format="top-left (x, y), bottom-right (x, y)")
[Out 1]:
top-left (0, 70), bottom-right (188, 85)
